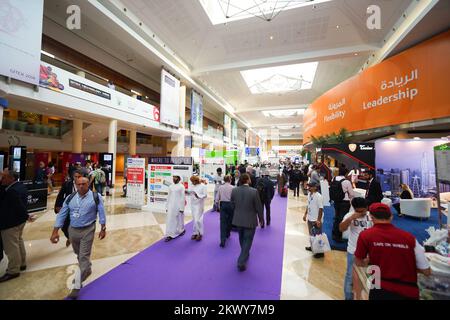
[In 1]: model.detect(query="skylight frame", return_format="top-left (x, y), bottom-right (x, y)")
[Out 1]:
top-left (241, 62), bottom-right (318, 95)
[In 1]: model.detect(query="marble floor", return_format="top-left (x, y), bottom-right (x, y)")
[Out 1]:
top-left (0, 184), bottom-right (346, 300)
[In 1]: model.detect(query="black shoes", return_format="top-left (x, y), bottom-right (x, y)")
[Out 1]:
top-left (20, 265), bottom-right (27, 271)
top-left (220, 242), bottom-right (225, 248)
top-left (313, 253), bottom-right (325, 258)
top-left (305, 247), bottom-right (312, 252)
top-left (238, 265), bottom-right (247, 272)
top-left (164, 237), bottom-right (173, 242)
top-left (0, 273), bottom-right (20, 283)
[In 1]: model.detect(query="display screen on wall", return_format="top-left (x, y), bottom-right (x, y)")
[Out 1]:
top-left (0, 0), bottom-right (44, 85)
top-left (375, 139), bottom-right (444, 198)
top-left (190, 90), bottom-right (203, 134)
top-left (160, 69), bottom-right (180, 127)
top-left (231, 119), bottom-right (238, 144)
top-left (223, 114), bottom-right (231, 142)
top-left (434, 143), bottom-right (450, 183)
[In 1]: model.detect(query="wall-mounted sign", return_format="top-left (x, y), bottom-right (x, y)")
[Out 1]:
top-left (303, 31), bottom-right (450, 142)
top-left (160, 69), bottom-right (180, 127)
top-left (0, 0), bottom-right (44, 85)
top-left (69, 79), bottom-right (111, 100)
top-left (190, 90), bottom-right (203, 134)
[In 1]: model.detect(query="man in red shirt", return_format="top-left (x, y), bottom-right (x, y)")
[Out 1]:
top-left (354, 203), bottom-right (431, 300)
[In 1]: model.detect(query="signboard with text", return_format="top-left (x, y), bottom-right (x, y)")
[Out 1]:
top-left (126, 158), bottom-right (146, 209)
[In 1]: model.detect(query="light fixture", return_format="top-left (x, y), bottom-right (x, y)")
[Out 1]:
top-left (262, 108), bottom-right (306, 118)
top-left (389, 137), bottom-right (395, 140)
top-left (241, 62), bottom-right (318, 94)
top-left (269, 35), bottom-right (274, 40)
top-left (131, 90), bottom-right (142, 96)
top-left (199, 0), bottom-right (333, 25)
top-left (354, 53), bottom-right (358, 56)
top-left (41, 50), bottom-right (55, 59)
top-left (414, 137), bottom-right (421, 140)
top-left (336, 25), bottom-right (340, 29)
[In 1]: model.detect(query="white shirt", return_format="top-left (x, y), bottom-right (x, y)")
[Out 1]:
top-left (414, 240), bottom-right (430, 270)
top-left (348, 169), bottom-right (359, 180)
top-left (342, 211), bottom-right (373, 254)
top-left (307, 192), bottom-right (323, 222)
top-left (335, 176), bottom-right (355, 201)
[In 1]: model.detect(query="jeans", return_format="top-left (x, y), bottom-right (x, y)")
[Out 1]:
top-left (237, 227), bottom-right (256, 267)
top-left (332, 201), bottom-right (351, 240)
top-left (219, 202), bottom-right (234, 244)
top-left (344, 253), bottom-right (354, 300)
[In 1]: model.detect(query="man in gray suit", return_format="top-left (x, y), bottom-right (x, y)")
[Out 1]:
top-left (231, 173), bottom-right (264, 272)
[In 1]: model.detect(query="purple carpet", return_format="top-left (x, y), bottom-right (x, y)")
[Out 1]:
top-left (77, 195), bottom-right (288, 300)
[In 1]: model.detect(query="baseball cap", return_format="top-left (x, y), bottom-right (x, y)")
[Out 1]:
top-left (369, 203), bottom-right (392, 219)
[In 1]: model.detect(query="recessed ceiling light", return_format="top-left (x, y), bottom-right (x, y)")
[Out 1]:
top-left (269, 35), bottom-right (274, 40)
top-left (354, 53), bottom-right (358, 56)
top-left (389, 137), bottom-right (395, 140)
top-left (414, 137), bottom-right (421, 140)
top-left (262, 108), bottom-right (306, 118)
top-left (336, 25), bottom-right (340, 29)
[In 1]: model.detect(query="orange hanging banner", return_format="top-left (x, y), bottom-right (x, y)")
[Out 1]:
top-left (303, 31), bottom-right (450, 143)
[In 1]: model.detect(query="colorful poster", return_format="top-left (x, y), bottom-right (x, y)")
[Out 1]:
top-left (126, 158), bottom-right (146, 209)
top-left (160, 69), bottom-right (180, 127)
top-left (200, 152), bottom-right (225, 183)
top-left (0, 0), bottom-right (44, 85)
top-left (190, 90), bottom-right (203, 134)
top-left (147, 157), bottom-right (193, 213)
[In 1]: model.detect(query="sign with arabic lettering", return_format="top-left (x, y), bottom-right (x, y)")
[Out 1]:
top-left (303, 31), bottom-right (450, 142)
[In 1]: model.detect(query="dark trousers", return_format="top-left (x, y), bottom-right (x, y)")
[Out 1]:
top-left (291, 184), bottom-right (300, 196)
top-left (0, 235), bottom-right (3, 261)
top-left (332, 201), bottom-right (351, 240)
top-left (393, 203), bottom-right (401, 215)
top-left (369, 288), bottom-right (415, 300)
top-left (263, 199), bottom-right (271, 224)
top-left (237, 227), bottom-right (256, 267)
top-left (219, 202), bottom-right (234, 243)
top-left (62, 215), bottom-right (71, 240)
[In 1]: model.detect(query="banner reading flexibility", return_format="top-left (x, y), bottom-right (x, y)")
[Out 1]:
top-left (0, 0), bottom-right (44, 85)
top-left (303, 31), bottom-right (450, 142)
top-left (126, 158), bottom-right (146, 209)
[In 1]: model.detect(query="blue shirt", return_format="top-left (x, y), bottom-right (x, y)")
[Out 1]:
top-left (55, 190), bottom-right (106, 228)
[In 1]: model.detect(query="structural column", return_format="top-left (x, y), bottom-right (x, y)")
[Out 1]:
top-left (72, 119), bottom-right (83, 153)
top-left (129, 129), bottom-right (137, 156)
top-left (109, 120), bottom-right (118, 186)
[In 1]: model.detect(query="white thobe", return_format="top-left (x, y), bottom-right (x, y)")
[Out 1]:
top-left (189, 184), bottom-right (207, 236)
top-left (165, 183), bottom-right (186, 238)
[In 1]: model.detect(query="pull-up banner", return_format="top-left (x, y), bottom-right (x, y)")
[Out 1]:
top-left (303, 31), bottom-right (450, 142)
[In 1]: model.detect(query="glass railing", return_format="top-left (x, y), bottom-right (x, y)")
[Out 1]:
top-left (1, 118), bottom-right (62, 138)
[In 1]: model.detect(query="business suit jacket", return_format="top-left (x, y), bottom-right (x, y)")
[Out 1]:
top-left (55, 179), bottom-right (75, 212)
top-left (231, 185), bottom-right (264, 228)
top-left (366, 178), bottom-right (383, 206)
top-left (0, 182), bottom-right (29, 230)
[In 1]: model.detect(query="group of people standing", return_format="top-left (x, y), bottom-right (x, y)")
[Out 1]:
top-left (164, 165), bottom-right (276, 272)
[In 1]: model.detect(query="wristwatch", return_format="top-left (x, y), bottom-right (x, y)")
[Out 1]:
top-left (101, 226), bottom-right (106, 231)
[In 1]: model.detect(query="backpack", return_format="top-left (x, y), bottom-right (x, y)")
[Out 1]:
top-left (65, 191), bottom-right (100, 214)
top-left (256, 179), bottom-right (267, 201)
top-left (330, 178), bottom-right (346, 202)
top-left (95, 170), bottom-right (106, 184)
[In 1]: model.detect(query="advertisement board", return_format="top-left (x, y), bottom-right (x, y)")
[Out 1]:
top-left (200, 151), bottom-right (225, 183)
top-left (190, 90), bottom-right (203, 134)
top-left (231, 119), bottom-right (238, 145)
top-left (126, 158), bottom-right (146, 209)
top-left (160, 69), bottom-right (180, 127)
top-left (0, 0), bottom-right (44, 85)
top-left (147, 157), bottom-right (193, 213)
top-left (39, 62), bottom-right (160, 123)
top-left (223, 114), bottom-right (231, 143)
top-left (303, 31), bottom-right (450, 142)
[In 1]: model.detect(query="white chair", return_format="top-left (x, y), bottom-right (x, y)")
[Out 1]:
top-left (400, 199), bottom-right (432, 219)
top-left (381, 198), bottom-right (392, 207)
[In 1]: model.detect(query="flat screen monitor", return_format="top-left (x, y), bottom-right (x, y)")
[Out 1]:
top-left (103, 154), bottom-right (112, 161)
top-left (13, 147), bottom-right (22, 159)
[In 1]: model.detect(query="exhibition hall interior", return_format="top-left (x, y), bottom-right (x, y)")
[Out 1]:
top-left (0, 0), bottom-right (449, 303)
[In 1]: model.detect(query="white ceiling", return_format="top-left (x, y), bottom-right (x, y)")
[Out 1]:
top-left (42, 0), bottom-right (445, 141)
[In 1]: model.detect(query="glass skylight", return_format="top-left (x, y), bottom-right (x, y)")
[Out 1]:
top-left (262, 108), bottom-right (306, 118)
top-left (241, 62), bottom-right (318, 94)
top-left (198, 0), bottom-right (333, 25)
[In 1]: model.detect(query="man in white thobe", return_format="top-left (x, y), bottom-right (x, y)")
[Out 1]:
top-left (165, 176), bottom-right (186, 242)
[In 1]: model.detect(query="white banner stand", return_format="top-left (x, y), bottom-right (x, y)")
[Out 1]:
top-left (126, 158), bottom-right (146, 209)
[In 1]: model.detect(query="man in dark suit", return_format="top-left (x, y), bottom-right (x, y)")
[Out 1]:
top-left (231, 174), bottom-right (264, 272)
top-left (365, 170), bottom-right (383, 206)
top-left (0, 169), bottom-right (29, 282)
top-left (54, 169), bottom-right (84, 247)
top-left (256, 170), bottom-right (275, 226)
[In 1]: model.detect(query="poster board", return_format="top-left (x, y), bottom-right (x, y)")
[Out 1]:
top-left (200, 155), bottom-right (225, 183)
top-left (126, 158), bottom-right (146, 209)
top-left (160, 69), bottom-right (180, 127)
top-left (434, 143), bottom-right (450, 228)
top-left (190, 90), bottom-right (203, 134)
top-left (147, 157), bottom-right (193, 214)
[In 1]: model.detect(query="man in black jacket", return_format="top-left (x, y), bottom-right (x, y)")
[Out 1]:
top-left (256, 170), bottom-right (275, 226)
top-left (0, 169), bottom-right (29, 282)
top-left (54, 169), bottom-right (84, 247)
top-left (365, 170), bottom-right (383, 207)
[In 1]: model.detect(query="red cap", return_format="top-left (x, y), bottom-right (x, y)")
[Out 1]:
top-left (369, 203), bottom-right (391, 215)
